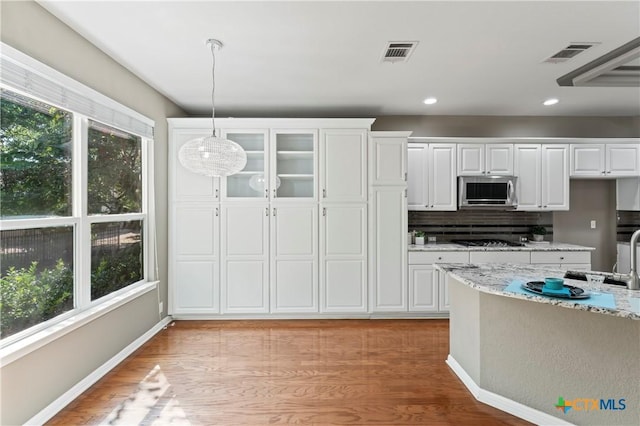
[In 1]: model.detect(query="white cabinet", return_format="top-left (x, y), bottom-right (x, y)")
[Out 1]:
top-left (171, 129), bottom-right (220, 202)
top-left (457, 143), bottom-right (513, 176)
top-left (530, 251), bottom-right (591, 270)
top-left (571, 143), bottom-right (640, 177)
top-left (407, 142), bottom-right (457, 211)
top-left (515, 144), bottom-right (569, 211)
top-left (320, 129), bottom-right (367, 202)
top-left (320, 204), bottom-right (367, 312)
top-left (407, 251), bottom-right (469, 313)
top-left (469, 251), bottom-right (530, 264)
top-left (270, 205), bottom-right (318, 313)
top-left (370, 132), bottom-right (408, 186)
top-left (407, 143), bottom-right (429, 210)
top-left (221, 130), bottom-right (269, 200)
top-left (221, 204), bottom-right (270, 313)
top-left (171, 204), bottom-right (220, 314)
top-left (271, 129), bottom-right (317, 201)
top-left (617, 178), bottom-right (640, 210)
top-left (371, 187), bottom-right (408, 312)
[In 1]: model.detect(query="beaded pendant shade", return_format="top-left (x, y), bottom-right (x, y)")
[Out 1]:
top-left (179, 39), bottom-right (246, 177)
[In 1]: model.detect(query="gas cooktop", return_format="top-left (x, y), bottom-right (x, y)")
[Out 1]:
top-left (452, 239), bottom-right (525, 247)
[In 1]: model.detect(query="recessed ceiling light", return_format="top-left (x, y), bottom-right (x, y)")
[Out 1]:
top-left (423, 97), bottom-right (438, 105)
top-left (543, 98), bottom-right (559, 106)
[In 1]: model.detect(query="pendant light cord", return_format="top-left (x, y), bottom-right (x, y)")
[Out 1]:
top-left (209, 40), bottom-right (217, 138)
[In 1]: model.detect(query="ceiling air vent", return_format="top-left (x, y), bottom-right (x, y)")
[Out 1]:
top-left (382, 41), bottom-right (418, 63)
top-left (543, 42), bottom-right (598, 64)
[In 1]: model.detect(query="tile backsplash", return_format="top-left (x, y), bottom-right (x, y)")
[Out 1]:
top-left (617, 211), bottom-right (640, 242)
top-left (408, 210), bottom-right (553, 242)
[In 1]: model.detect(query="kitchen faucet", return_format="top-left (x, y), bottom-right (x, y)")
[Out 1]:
top-left (624, 229), bottom-right (640, 290)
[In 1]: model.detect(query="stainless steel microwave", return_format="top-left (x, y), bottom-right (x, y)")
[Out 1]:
top-left (458, 176), bottom-right (518, 209)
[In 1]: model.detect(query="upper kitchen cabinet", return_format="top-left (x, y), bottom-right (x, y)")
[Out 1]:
top-left (320, 129), bottom-right (368, 202)
top-left (370, 132), bottom-right (410, 186)
top-left (221, 129), bottom-right (269, 200)
top-left (457, 143), bottom-right (513, 176)
top-left (271, 129), bottom-right (317, 201)
top-left (515, 144), bottom-right (569, 211)
top-left (169, 127), bottom-right (220, 202)
top-left (407, 141), bottom-right (457, 211)
top-left (570, 142), bottom-right (640, 177)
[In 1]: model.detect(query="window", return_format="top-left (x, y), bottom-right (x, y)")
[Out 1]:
top-left (0, 85), bottom-right (153, 341)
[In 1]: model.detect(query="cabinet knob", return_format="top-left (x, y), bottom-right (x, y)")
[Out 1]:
top-left (265, 189), bottom-right (268, 198)
top-left (273, 208), bottom-right (277, 216)
top-left (215, 207), bottom-right (219, 217)
top-left (438, 257), bottom-right (442, 260)
top-left (273, 189), bottom-right (277, 198)
top-left (323, 189), bottom-right (326, 198)
top-left (606, 171), bottom-right (611, 174)
top-left (265, 207), bottom-right (269, 216)
top-left (560, 256), bottom-right (565, 260)
top-left (215, 188), bottom-right (219, 198)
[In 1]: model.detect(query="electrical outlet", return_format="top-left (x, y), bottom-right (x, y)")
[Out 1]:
top-left (590, 220), bottom-right (596, 229)
top-left (159, 301), bottom-right (164, 314)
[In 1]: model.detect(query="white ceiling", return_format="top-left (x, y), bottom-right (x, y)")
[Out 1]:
top-left (38, 0), bottom-right (640, 117)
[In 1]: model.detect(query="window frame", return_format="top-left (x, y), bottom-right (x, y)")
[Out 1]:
top-left (0, 45), bottom-right (157, 354)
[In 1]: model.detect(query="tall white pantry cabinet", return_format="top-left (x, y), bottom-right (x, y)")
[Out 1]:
top-left (168, 118), bottom-right (391, 317)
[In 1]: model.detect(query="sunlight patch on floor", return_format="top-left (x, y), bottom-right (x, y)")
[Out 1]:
top-left (101, 365), bottom-right (191, 425)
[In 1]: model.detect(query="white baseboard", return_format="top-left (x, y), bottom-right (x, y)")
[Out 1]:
top-left (26, 316), bottom-right (173, 426)
top-left (446, 355), bottom-right (574, 426)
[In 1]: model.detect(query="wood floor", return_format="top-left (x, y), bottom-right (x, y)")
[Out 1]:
top-left (47, 320), bottom-right (531, 425)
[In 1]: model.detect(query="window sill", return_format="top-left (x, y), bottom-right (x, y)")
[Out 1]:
top-left (0, 281), bottom-right (159, 368)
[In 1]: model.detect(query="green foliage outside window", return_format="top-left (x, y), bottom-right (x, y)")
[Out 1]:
top-left (0, 260), bottom-right (73, 339)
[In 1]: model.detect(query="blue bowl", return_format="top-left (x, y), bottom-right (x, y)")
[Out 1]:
top-left (544, 277), bottom-right (564, 290)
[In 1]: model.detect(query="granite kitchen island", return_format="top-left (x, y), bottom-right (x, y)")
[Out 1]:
top-left (436, 263), bottom-right (640, 426)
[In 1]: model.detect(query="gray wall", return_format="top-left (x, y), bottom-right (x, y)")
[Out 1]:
top-left (372, 115), bottom-right (640, 137)
top-left (0, 1), bottom-right (185, 424)
top-left (554, 180), bottom-right (618, 271)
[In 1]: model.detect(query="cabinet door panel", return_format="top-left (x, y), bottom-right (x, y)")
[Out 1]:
top-left (321, 130), bottom-right (367, 202)
top-left (542, 145), bottom-right (569, 210)
top-left (174, 261), bottom-right (218, 312)
top-left (457, 144), bottom-right (484, 175)
top-left (407, 144), bottom-right (429, 210)
top-left (323, 260), bottom-right (366, 312)
top-left (408, 265), bottom-right (438, 312)
top-left (273, 206), bottom-right (317, 256)
top-left (323, 205), bottom-right (366, 256)
top-left (221, 130), bottom-right (269, 200)
top-left (515, 145), bottom-right (541, 210)
top-left (429, 144), bottom-right (457, 210)
top-left (223, 205), bottom-right (269, 256)
top-left (371, 137), bottom-right (407, 185)
top-left (271, 205), bottom-right (318, 313)
top-left (223, 260), bottom-right (269, 313)
top-left (607, 144), bottom-right (640, 176)
top-left (371, 187), bottom-right (407, 311)
top-left (175, 206), bottom-right (217, 256)
top-left (571, 144), bottom-right (604, 176)
top-left (486, 144), bottom-right (514, 175)
top-left (172, 131), bottom-right (219, 201)
top-left (272, 260), bottom-right (317, 312)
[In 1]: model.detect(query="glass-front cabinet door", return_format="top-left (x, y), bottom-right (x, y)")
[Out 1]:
top-left (221, 130), bottom-right (269, 200)
top-left (271, 130), bottom-right (317, 201)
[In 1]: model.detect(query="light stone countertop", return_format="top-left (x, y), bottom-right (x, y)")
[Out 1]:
top-left (408, 242), bottom-right (595, 252)
top-left (435, 262), bottom-right (640, 320)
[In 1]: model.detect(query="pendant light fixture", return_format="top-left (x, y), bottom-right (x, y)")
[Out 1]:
top-left (179, 39), bottom-right (246, 177)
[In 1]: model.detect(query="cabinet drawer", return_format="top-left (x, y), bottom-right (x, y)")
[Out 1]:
top-left (470, 251), bottom-right (530, 264)
top-left (530, 251), bottom-right (591, 264)
top-left (408, 251), bottom-right (469, 265)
